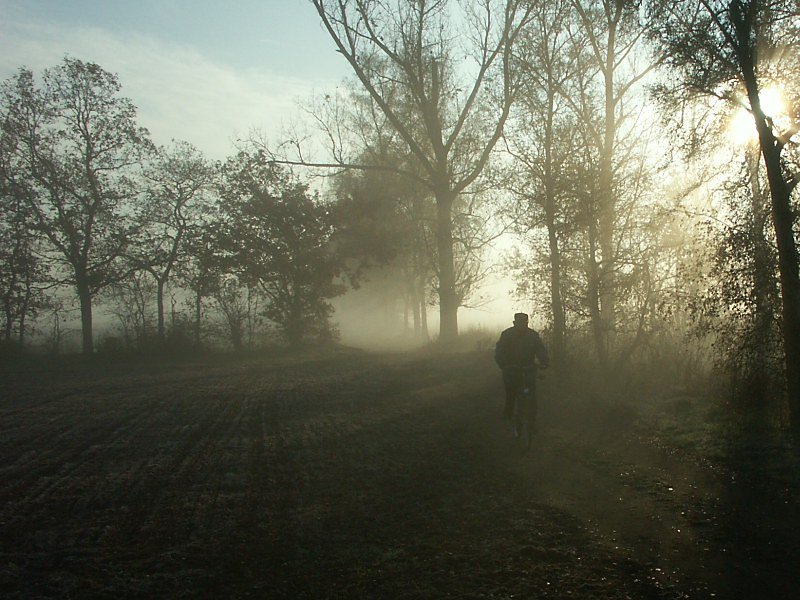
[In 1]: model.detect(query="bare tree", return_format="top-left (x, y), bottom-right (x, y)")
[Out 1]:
top-left (503, 0), bottom-right (576, 362)
top-left (559, 0), bottom-right (660, 365)
top-left (276, 0), bottom-right (532, 344)
top-left (211, 276), bottom-right (264, 352)
top-left (104, 270), bottom-right (154, 348)
top-left (137, 141), bottom-right (216, 342)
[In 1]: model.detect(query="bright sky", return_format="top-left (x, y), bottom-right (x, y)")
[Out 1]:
top-left (0, 0), bottom-right (351, 158)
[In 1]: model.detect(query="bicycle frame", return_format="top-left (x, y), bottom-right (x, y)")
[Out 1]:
top-left (505, 366), bottom-right (538, 448)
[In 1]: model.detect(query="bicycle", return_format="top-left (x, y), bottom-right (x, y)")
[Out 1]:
top-left (505, 365), bottom-right (544, 449)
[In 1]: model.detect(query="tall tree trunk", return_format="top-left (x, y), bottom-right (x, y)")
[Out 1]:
top-left (51, 310), bottom-right (62, 355)
top-left (435, 189), bottom-right (458, 344)
top-left (588, 216), bottom-right (608, 367)
top-left (3, 299), bottom-right (12, 342)
top-left (77, 280), bottom-right (93, 355)
top-left (18, 285), bottom-right (30, 346)
top-left (421, 290), bottom-right (429, 341)
top-left (156, 278), bottom-right (166, 341)
top-left (411, 199), bottom-right (428, 341)
top-left (194, 289), bottom-right (203, 348)
top-left (246, 287), bottom-right (256, 349)
top-left (543, 83), bottom-right (565, 363)
top-left (17, 273), bottom-right (33, 350)
top-left (546, 212), bottom-right (565, 362)
top-left (746, 145), bottom-right (772, 411)
top-left (412, 279), bottom-right (421, 337)
top-left (286, 295), bottom-right (305, 348)
top-left (230, 320), bottom-right (244, 352)
top-left (758, 136), bottom-right (800, 436)
top-left (746, 80), bottom-right (800, 436)
top-left (598, 34), bottom-right (617, 352)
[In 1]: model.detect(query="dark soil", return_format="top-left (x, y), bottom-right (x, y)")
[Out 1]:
top-left (1, 349), bottom-right (798, 598)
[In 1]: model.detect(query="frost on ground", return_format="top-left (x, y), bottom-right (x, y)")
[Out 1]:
top-left (1, 350), bottom-right (798, 598)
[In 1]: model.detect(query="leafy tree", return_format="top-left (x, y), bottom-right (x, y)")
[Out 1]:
top-left (1, 58), bottom-right (153, 354)
top-left (332, 154), bottom-right (495, 342)
top-left (696, 148), bottom-right (783, 411)
top-left (0, 117), bottom-right (47, 347)
top-left (217, 152), bottom-right (345, 346)
top-left (648, 0), bottom-right (800, 435)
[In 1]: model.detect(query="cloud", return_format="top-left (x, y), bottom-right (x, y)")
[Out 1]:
top-left (0, 14), bottom-right (338, 159)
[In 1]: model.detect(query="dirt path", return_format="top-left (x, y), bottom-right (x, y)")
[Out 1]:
top-left (1, 350), bottom-right (797, 598)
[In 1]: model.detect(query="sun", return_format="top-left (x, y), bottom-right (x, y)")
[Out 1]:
top-left (729, 87), bottom-right (787, 145)
top-left (729, 107), bottom-right (756, 145)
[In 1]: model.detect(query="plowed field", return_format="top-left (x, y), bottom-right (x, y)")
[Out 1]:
top-left (1, 350), bottom-right (798, 598)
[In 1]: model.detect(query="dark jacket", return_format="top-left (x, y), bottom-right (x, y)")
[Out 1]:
top-left (494, 325), bottom-right (549, 369)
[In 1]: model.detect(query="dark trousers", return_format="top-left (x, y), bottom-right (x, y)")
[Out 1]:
top-left (502, 368), bottom-right (535, 417)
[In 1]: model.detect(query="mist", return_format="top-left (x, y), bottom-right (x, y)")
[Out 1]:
top-left (3, 0), bottom-right (800, 597)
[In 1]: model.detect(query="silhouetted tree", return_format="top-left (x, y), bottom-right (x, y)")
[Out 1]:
top-left (505, 0), bottom-right (662, 369)
top-left (503, 0), bottom-right (575, 362)
top-left (178, 225), bottom-right (219, 349)
top-left (1, 58), bottom-right (153, 354)
top-left (217, 152), bottom-right (345, 346)
top-left (104, 270), bottom-right (154, 348)
top-left (211, 276), bottom-right (263, 351)
top-left (332, 166), bottom-right (435, 339)
top-left (696, 147), bottom-right (783, 412)
top-left (276, 0), bottom-right (533, 344)
top-left (568, 0), bottom-right (661, 366)
top-left (137, 141), bottom-right (216, 342)
top-left (648, 0), bottom-right (800, 435)
top-left (0, 115), bottom-right (47, 347)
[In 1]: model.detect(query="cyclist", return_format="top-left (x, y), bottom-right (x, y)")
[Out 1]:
top-left (494, 312), bottom-right (549, 421)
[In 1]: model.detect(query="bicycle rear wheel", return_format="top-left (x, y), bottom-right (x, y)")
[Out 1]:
top-left (513, 392), bottom-right (532, 449)
top-left (512, 404), bottom-right (523, 440)
top-left (519, 389), bottom-right (537, 449)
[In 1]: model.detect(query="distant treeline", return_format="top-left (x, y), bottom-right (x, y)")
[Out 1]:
top-left (3, 0), bottom-right (800, 435)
